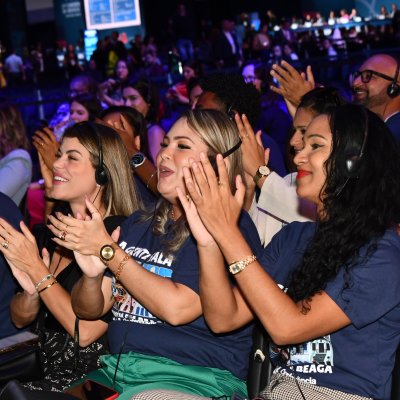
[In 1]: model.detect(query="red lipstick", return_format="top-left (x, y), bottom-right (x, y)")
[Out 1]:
top-left (296, 170), bottom-right (311, 180)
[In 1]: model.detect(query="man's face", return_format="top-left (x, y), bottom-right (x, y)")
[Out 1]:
top-left (352, 56), bottom-right (397, 114)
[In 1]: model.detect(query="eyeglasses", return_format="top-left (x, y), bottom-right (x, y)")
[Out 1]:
top-left (352, 69), bottom-right (395, 84)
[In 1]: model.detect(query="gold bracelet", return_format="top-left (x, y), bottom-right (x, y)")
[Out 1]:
top-left (146, 170), bottom-right (157, 189)
top-left (38, 279), bottom-right (59, 294)
top-left (35, 273), bottom-right (53, 292)
top-left (228, 255), bottom-right (257, 275)
top-left (115, 254), bottom-right (130, 281)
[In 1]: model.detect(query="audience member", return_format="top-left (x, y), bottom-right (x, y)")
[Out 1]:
top-left (181, 103), bottom-right (400, 400)
top-left (69, 93), bottom-right (103, 124)
top-left (352, 53), bottom-right (400, 142)
top-left (1, 122), bottom-right (140, 391)
top-left (50, 109), bottom-right (262, 400)
top-left (4, 49), bottom-right (25, 86)
top-left (0, 193), bottom-right (24, 339)
top-left (196, 72), bottom-right (287, 177)
top-left (122, 79), bottom-right (165, 163)
top-left (0, 102), bottom-right (32, 206)
top-left (241, 62), bottom-right (292, 159)
top-left (213, 19), bottom-right (241, 69)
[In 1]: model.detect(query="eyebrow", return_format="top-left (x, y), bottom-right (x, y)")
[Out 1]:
top-left (167, 135), bottom-right (196, 144)
top-left (304, 133), bottom-right (329, 141)
top-left (58, 149), bottom-right (83, 156)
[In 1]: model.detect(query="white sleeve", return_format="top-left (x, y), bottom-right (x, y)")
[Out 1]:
top-left (249, 172), bottom-right (314, 246)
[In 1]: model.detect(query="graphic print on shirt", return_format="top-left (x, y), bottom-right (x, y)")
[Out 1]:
top-left (270, 284), bottom-right (334, 380)
top-left (111, 241), bottom-right (173, 324)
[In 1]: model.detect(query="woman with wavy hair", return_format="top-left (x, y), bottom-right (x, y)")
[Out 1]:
top-left (46, 109), bottom-right (262, 400)
top-left (0, 102), bottom-right (32, 206)
top-left (0, 122), bottom-right (140, 391)
top-left (178, 104), bottom-right (400, 400)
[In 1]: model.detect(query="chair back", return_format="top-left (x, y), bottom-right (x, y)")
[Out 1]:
top-left (392, 345), bottom-right (400, 400)
top-left (247, 320), bottom-right (273, 399)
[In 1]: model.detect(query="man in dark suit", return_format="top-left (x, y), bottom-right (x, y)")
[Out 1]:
top-left (213, 19), bottom-right (241, 69)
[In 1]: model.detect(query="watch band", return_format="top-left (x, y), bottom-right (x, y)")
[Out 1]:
top-left (130, 152), bottom-right (146, 169)
top-left (229, 255), bottom-right (257, 275)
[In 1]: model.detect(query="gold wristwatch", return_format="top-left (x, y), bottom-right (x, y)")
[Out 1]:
top-left (253, 165), bottom-right (271, 184)
top-left (100, 243), bottom-right (118, 264)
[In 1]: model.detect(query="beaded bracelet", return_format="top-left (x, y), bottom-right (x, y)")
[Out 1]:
top-left (38, 279), bottom-right (59, 294)
top-left (35, 273), bottom-right (53, 292)
top-left (115, 254), bottom-right (130, 281)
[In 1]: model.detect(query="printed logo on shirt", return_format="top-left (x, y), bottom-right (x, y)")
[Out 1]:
top-left (111, 243), bottom-right (173, 324)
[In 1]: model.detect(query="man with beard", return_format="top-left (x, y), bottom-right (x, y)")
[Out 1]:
top-left (352, 54), bottom-right (400, 143)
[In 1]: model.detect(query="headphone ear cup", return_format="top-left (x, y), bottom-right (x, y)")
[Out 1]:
top-left (95, 166), bottom-right (108, 186)
top-left (337, 151), bottom-right (362, 178)
top-left (387, 82), bottom-right (400, 98)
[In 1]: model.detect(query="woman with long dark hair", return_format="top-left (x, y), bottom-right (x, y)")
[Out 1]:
top-left (122, 79), bottom-right (165, 163)
top-left (179, 104), bottom-right (400, 400)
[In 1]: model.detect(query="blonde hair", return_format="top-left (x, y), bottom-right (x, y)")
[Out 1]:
top-left (150, 109), bottom-right (244, 256)
top-left (63, 122), bottom-right (140, 216)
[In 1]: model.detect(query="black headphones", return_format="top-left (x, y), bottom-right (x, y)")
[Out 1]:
top-left (387, 61), bottom-right (400, 98)
top-left (342, 109), bottom-right (368, 178)
top-left (89, 123), bottom-right (109, 186)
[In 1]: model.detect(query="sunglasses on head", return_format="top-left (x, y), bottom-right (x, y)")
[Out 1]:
top-left (352, 69), bottom-right (395, 84)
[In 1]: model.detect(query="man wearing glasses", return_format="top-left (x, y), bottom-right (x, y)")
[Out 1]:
top-left (352, 53), bottom-right (400, 143)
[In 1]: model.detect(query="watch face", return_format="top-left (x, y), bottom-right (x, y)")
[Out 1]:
top-left (131, 153), bottom-right (145, 168)
top-left (259, 165), bottom-right (270, 176)
top-left (101, 245), bottom-right (114, 261)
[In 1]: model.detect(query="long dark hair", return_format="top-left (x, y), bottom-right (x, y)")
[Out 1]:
top-left (288, 104), bottom-right (400, 309)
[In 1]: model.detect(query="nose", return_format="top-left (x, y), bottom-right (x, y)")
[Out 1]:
top-left (293, 147), bottom-right (307, 168)
top-left (53, 156), bottom-right (63, 171)
top-left (289, 130), bottom-right (303, 151)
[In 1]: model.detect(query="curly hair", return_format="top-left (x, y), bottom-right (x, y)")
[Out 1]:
top-left (200, 73), bottom-right (261, 126)
top-left (288, 104), bottom-right (400, 310)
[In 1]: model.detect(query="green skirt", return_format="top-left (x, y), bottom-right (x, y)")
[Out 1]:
top-left (85, 351), bottom-right (248, 400)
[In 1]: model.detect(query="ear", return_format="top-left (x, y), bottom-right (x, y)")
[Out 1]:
top-left (134, 135), bottom-right (141, 150)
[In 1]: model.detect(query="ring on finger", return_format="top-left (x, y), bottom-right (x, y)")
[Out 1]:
top-left (2, 240), bottom-right (9, 249)
top-left (59, 231), bottom-right (67, 241)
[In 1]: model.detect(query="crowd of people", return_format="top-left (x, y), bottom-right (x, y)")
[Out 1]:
top-left (0, 4), bottom-right (400, 400)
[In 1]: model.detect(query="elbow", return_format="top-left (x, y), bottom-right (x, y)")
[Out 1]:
top-left (77, 328), bottom-right (104, 347)
top-left (206, 319), bottom-right (239, 334)
top-left (268, 325), bottom-right (303, 346)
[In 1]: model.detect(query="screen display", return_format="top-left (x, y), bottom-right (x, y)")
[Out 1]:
top-left (83, 0), bottom-right (141, 30)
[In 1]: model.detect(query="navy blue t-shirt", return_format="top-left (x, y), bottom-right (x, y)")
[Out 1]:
top-left (261, 221), bottom-right (400, 400)
top-left (107, 210), bottom-right (262, 380)
top-left (0, 193), bottom-right (23, 339)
